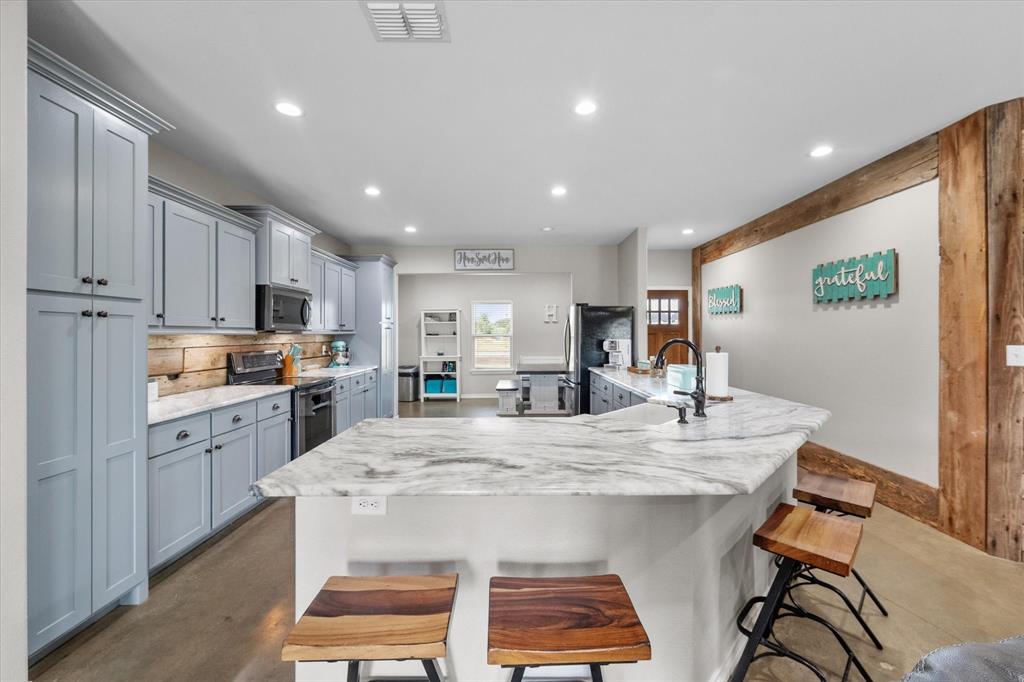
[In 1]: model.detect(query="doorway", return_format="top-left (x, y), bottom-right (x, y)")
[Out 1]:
top-left (646, 289), bottom-right (689, 364)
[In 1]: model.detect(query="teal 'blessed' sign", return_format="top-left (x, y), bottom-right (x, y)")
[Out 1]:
top-left (812, 249), bottom-right (897, 303)
top-left (708, 285), bottom-right (742, 314)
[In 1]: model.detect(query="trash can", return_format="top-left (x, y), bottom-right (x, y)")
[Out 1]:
top-left (398, 365), bottom-right (420, 402)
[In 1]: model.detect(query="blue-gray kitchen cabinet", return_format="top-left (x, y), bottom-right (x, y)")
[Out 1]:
top-left (364, 383), bottom-right (379, 419)
top-left (91, 298), bottom-right (148, 609)
top-left (257, 412), bottom-right (292, 479)
top-left (147, 440), bottom-right (211, 569)
top-left (147, 194), bottom-right (164, 326)
top-left (216, 221), bottom-right (256, 329)
top-left (334, 389), bottom-right (351, 434)
top-left (26, 293), bottom-right (93, 653)
top-left (211, 424), bottom-right (259, 530)
top-left (162, 200), bottom-right (216, 328)
top-left (340, 263), bottom-right (357, 333)
top-left (289, 230), bottom-right (312, 291)
top-left (308, 252), bottom-right (326, 331)
top-left (350, 386), bottom-right (366, 425)
top-left (323, 258), bottom-right (343, 331)
top-left (269, 218), bottom-right (311, 291)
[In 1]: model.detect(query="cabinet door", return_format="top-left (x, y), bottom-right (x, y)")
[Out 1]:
top-left (629, 392), bottom-right (646, 406)
top-left (147, 195), bottom-right (164, 326)
top-left (350, 388), bottom-right (366, 425)
top-left (364, 384), bottom-right (379, 419)
top-left (289, 232), bottom-right (312, 290)
top-left (27, 72), bottom-right (94, 296)
top-left (308, 254), bottom-right (325, 331)
top-left (269, 221), bottom-right (292, 287)
top-left (323, 260), bottom-right (342, 331)
top-left (379, 369), bottom-right (395, 418)
top-left (148, 441), bottom-right (211, 569)
top-left (93, 109), bottom-right (147, 300)
top-left (334, 392), bottom-right (351, 434)
top-left (92, 298), bottom-right (147, 608)
top-left (589, 389), bottom-right (602, 415)
top-left (163, 201), bottom-right (216, 328)
top-left (257, 413), bottom-right (292, 478)
top-left (340, 265), bottom-right (357, 332)
top-left (27, 293), bottom-right (93, 654)
top-left (216, 222), bottom-right (256, 329)
top-left (211, 424), bottom-right (258, 530)
top-left (382, 263), bottom-right (396, 322)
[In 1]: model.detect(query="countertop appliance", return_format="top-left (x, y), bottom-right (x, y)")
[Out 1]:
top-left (256, 284), bottom-right (312, 332)
top-left (227, 350), bottom-right (335, 456)
top-left (602, 339), bottom-right (632, 368)
top-left (563, 304), bottom-right (635, 415)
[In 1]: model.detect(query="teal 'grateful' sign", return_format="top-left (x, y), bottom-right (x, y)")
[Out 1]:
top-left (708, 284), bottom-right (742, 314)
top-left (812, 249), bottom-right (897, 303)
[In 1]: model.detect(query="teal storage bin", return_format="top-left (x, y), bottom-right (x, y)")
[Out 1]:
top-left (441, 377), bottom-right (458, 394)
top-left (425, 378), bottom-right (443, 394)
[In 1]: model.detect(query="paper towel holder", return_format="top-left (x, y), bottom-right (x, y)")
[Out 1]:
top-left (707, 345), bottom-right (734, 402)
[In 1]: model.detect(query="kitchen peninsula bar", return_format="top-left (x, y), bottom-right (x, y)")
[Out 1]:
top-left (256, 390), bottom-right (829, 681)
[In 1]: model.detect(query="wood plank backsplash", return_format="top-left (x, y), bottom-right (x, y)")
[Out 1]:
top-left (148, 333), bottom-right (338, 396)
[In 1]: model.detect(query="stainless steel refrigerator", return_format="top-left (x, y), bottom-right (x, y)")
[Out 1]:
top-left (563, 304), bottom-right (635, 415)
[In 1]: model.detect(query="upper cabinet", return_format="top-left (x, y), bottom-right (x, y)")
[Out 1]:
top-left (228, 206), bottom-right (319, 294)
top-left (309, 248), bottom-right (358, 333)
top-left (28, 58), bottom-right (163, 300)
top-left (149, 177), bottom-right (260, 332)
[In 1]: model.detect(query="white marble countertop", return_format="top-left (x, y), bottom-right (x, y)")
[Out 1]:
top-left (148, 385), bottom-right (294, 426)
top-left (255, 388), bottom-right (829, 497)
top-left (296, 365), bottom-right (378, 379)
top-left (591, 365), bottom-right (696, 402)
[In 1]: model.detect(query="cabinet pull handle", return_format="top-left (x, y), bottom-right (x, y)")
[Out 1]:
top-left (96, 310), bottom-right (109, 318)
top-left (81, 310), bottom-right (93, 317)
top-left (232, 414), bottom-right (243, 423)
top-left (155, 313), bottom-right (164, 319)
top-left (97, 278), bottom-right (108, 286)
top-left (205, 448), bottom-right (213, 454)
top-left (176, 430), bottom-right (190, 440)
top-left (210, 316), bottom-right (217, 321)
top-left (81, 276), bottom-right (93, 284)
top-left (219, 317), bottom-right (226, 322)
top-left (214, 444), bottom-right (223, 450)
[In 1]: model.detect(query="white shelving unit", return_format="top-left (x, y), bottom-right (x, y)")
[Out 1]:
top-left (420, 309), bottom-right (461, 401)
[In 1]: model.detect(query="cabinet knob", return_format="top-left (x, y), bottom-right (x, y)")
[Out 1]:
top-left (214, 444), bottom-right (223, 450)
top-left (81, 310), bottom-right (93, 317)
top-left (232, 414), bottom-right (242, 423)
top-left (176, 430), bottom-right (190, 440)
top-left (219, 317), bottom-right (226, 322)
top-left (81, 276), bottom-right (93, 284)
top-left (272, 403), bottom-right (280, 410)
top-left (155, 313), bottom-right (164, 319)
top-left (205, 448), bottom-right (213, 454)
top-left (210, 316), bottom-right (217, 321)
top-left (96, 310), bottom-right (109, 318)
top-left (97, 278), bottom-right (109, 286)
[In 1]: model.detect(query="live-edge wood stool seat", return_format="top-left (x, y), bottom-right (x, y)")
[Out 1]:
top-left (731, 504), bottom-right (875, 682)
top-left (488, 574), bottom-right (651, 682)
top-left (283, 574), bottom-right (458, 682)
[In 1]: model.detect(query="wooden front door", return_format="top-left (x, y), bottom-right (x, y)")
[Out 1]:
top-left (646, 290), bottom-right (689, 364)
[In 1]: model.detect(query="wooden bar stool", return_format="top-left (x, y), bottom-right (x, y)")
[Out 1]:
top-left (282, 574), bottom-right (458, 682)
top-left (487, 574), bottom-right (651, 682)
top-left (730, 504), bottom-right (874, 682)
top-left (794, 472), bottom-right (888, 645)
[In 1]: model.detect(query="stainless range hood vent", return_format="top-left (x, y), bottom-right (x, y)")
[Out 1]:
top-left (363, 2), bottom-right (449, 42)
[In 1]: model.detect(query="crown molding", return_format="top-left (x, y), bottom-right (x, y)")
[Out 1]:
top-left (149, 176), bottom-right (260, 232)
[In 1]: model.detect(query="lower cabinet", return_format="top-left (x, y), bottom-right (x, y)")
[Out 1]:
top-left (364, 384), bottom-right (379, 419)
top-left (629, 392), bottom-right (647, 406)
top-left (257, 412), bottom-right (292, 478)
top-left (148, 442), bottom-right (211, 568)
top-left (211, 424), bottom-right (258, 531)
top-left (334, 391), bottom-right (351, 434)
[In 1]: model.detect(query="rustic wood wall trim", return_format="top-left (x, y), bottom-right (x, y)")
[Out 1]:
top-left (698, 134), bottom-right (938, 264)
top-left (985, 98), bottom-right (1024, 561)
top-left (690, 245), bottom-right (702, 352)
top-left (798, 442), bottom-right (939, 528)
top-left (937, 110), bottom-right (990, 551)
top-left (148, 333), bottom-right (338, 396)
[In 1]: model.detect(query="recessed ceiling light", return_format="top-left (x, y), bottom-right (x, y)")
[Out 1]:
top-left (541, 226), bottom-right (554, 232)
top-left (364, 186), bottom-right (381, 197)
top-left (682, 228), bottom-right (695, 235)
top-left (404, 225), bottom-right (417, 233)
top-left (275, 102), bottom-right (303, 117)
top-left (809, 144), bottom-right (833, 158)
top-left (550, 185), bottom-right (567, 197)
top-left (574, 99), bottom-right (598, 116)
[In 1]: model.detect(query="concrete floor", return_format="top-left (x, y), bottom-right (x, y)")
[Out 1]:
top-left (398, 397), bottom-right (501, 418)
top-left (30, 401), bottom-right (1024, 681)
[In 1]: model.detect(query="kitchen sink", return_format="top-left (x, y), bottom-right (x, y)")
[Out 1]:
top-left (594, 401), bottom-right (692, 425)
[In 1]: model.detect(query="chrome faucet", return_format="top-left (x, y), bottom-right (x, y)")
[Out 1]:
top-left (653, 338), bottom-right (707, 421)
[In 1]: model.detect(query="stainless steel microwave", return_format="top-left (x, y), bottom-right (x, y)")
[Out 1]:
top-left (256, 285), bottom-right (311, 332)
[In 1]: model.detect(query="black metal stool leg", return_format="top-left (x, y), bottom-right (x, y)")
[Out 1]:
top-left (590, 663), bottom-right (605, 682)
top-left (852, 567), bottom-right (889, 616)
top-left (422, 659), bottom-right (443, 682)
top-left (347, 660), bottom-right (360, 682)
top-left (730, 556), bottom-right (800, 682)
top-left (788, 572), bottom-right (884, 650)
top-left (775, 605), bottom-right (875, 682)
top-left (509, 666), bottom-right (526, 682)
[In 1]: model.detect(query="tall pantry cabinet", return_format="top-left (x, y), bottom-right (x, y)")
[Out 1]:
top-left (26, 41), bottom-right (171, 656)
top-left (348, 255), bottom-right (398, 418)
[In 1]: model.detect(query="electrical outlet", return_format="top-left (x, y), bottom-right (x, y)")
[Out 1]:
top-left (351, 496), bottom-right (387, 515)
top-left (1008, 345), bottom-right (1024, 367)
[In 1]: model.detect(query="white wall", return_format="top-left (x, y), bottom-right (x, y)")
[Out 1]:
top-left (398, 273), bottom-right (572, 396)
top-left (149, 141), bottom-right (350, 253)
top-left (0, 1), bottom-right (28, 678)
top-left (616, 228), bottom-right (648, 360)
top-left (702, 180), bottom-right (940, 485)
top-left (647, 248), bottom-right (692, 288)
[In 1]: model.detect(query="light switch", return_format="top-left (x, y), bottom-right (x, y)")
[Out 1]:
top-left (1008, 345), bottom-right (1024, 367)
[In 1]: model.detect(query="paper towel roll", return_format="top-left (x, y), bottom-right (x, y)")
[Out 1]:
top-left (706, 351), bottom-right (729, 397)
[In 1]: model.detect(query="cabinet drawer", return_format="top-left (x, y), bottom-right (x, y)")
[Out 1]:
top-left (212, 401), bottom-right (257, 436)
top-left (351, 372), bottom-right (366, 389)
top-left (365, 371), bottom-right (376, 384)
top-left (334, 378), bottom-right (351, 394)
top-left (150, 414), bottom-right (211, 458)
top-left (257, 394), bottom-right (290, 421)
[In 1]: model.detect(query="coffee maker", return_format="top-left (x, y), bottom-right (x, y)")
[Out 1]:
top-left (602, 339), bottom-right (632, 368)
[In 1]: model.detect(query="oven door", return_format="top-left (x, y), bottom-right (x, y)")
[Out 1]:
top-left (297, 385), bottom-right (334, 455)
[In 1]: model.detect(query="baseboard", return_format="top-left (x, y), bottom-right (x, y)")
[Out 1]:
top-left (460, 393), bottom-right (498, 399)
top-left (798, 442), bottom-right (939, 528)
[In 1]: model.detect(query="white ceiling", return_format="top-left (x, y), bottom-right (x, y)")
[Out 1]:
top-left (28, 1), bottom-right (1024, 249)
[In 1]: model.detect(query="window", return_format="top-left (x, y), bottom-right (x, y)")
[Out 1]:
top-left (647, 296), bottom-right (680, 326)
top-left (472, 301), bottom-right (513, 370)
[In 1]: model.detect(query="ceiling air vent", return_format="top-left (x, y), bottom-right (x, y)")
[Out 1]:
top-left (363, 2), bottom-right (449, 42)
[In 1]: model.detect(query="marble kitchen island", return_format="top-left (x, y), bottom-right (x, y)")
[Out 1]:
top-left (256, 389), bottom-right (829, 682)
